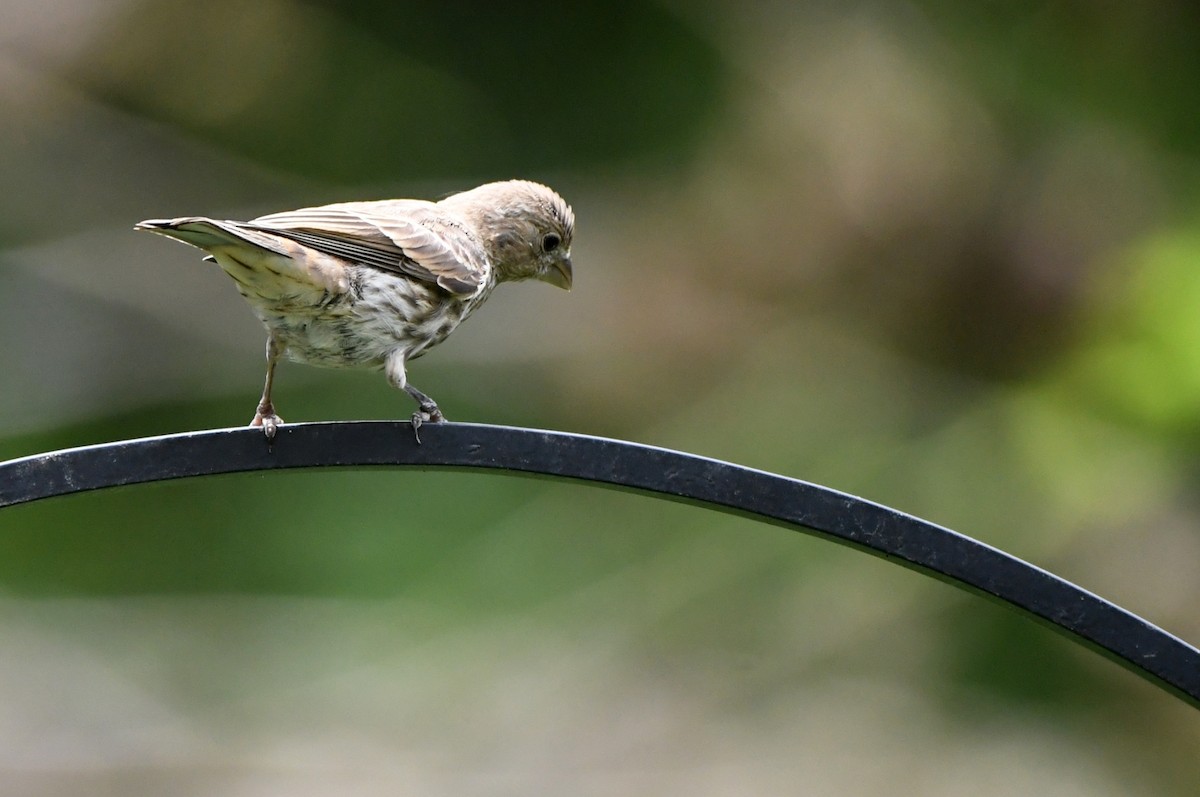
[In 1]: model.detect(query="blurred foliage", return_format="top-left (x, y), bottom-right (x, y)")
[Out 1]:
top-left (1060, 229), bottom-right (1200, 435)
top-left (924, 1), bottom-right (1200, 156)
top-left (2, 0), bottom-right (1200, 793)
top-left (68, 0), bottom-right (724, 181)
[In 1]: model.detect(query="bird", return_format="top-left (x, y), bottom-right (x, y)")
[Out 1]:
top-left (136, 179), bottom-right (574, 441)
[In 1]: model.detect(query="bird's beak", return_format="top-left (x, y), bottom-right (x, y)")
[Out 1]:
top-left (545, 256), bottom-right (573, 290)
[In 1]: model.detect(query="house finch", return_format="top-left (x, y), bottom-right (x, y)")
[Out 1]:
top-left (136, 180), bottom-right (574, 441)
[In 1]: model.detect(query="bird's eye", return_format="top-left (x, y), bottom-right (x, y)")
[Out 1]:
top-left (542, 233), bottom-right (561, 253)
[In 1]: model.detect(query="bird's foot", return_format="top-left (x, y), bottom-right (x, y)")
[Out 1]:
top-left (409, 402), bottom-right (445, 445)
top-left (250, 405), bottom-right (284, 441)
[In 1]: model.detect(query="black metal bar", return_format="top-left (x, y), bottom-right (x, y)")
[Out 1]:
top-left (1, 421), bottom-right (1197, 708)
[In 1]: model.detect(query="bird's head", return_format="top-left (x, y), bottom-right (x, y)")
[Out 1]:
top-left (443, 180), bottom-right (574, 290)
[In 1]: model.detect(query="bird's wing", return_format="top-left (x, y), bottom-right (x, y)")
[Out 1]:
top-left (248, 201), bottom-right (484, 296)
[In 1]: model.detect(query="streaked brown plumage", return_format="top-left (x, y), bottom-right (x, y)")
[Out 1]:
top-left (136, 180), bottom-right (574, 440)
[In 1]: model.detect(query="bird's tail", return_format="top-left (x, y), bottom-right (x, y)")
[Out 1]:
top-left (134, 217), bottom-right (291, 258)
top-left (136, 216), bottom-right (350, 300)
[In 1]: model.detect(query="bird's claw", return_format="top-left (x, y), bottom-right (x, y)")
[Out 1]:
top-left (409, 403), bottom-right (445, 445)
top-left (251, 408), bottom-right (284, 441)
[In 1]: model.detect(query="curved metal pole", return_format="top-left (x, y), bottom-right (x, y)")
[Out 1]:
top-left (1, 421), bottom-right (1197, 708)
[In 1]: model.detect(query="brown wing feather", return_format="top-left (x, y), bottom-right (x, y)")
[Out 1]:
top-left (247, 201), bottom-right (484, 296)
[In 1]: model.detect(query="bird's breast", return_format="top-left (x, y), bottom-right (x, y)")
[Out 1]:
top-left (250, 268), bottom-right (495, 369)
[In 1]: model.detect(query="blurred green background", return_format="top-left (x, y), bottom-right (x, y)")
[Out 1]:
top-left (2, 1), bottom-right (1199, 793)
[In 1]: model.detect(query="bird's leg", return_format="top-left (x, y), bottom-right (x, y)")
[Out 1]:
top-left (250, 335), bottom-right (285, 440)
top-left (386, 351), bottom-right (444, 444)
top-left (405, 384), bottom-right (445, 421)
